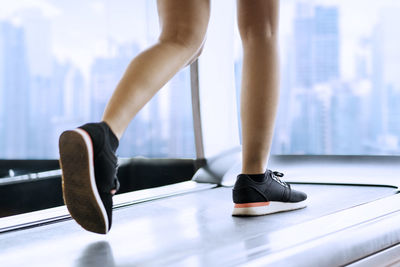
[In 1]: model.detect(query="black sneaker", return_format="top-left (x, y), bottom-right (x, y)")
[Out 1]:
top-left (232, 170), bottom-right (307, 216)
top-left (59, 122), bottom-right (119, 234)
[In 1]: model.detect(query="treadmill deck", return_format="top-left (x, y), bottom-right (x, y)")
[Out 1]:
top-left (0, 184), bottom-right (397, 266)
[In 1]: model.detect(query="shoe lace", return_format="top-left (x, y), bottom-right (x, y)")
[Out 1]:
top-left (272, 171), bottom-right (290, 188)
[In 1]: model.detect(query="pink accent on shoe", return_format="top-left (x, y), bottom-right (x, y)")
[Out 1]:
top-left (234, 202), bottom-right (270, 208)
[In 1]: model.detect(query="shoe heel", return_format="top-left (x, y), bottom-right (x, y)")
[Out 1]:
top-left (232, 202), bottom-right (270, 216)
top-left (232, 200), bottom-right (308, 216)
top-left (232, 186), bottom-right (266, 204)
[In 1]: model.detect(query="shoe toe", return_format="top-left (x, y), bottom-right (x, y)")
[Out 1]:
top-left (290, 189), bottom-right (307, 202)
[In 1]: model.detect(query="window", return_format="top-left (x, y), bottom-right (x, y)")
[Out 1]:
top-left (0, 0), bottom-right (195, 159)
top-left (234, 0), bottom-right (400, 155)
top-left (2, 0), bottom-right (400, 159)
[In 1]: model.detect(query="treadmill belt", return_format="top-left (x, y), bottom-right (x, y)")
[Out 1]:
top-left (0, 184), bottom-right (396, 266)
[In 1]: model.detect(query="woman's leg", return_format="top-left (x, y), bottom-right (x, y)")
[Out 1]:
top-left (233, 1), bottom-right (307, 217)
top-left (59, 0), bottom-right (210, 234)
top-left (237, 0), bottom-right (280, 174)
top-left (102, 0), bottom-right (210, 140)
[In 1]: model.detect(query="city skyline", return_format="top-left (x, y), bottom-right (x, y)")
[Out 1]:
top-left (1, 1), bottom-right (400, 158)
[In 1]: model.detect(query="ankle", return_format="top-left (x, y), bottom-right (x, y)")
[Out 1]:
top-left (101, 119), bottom-right (123, 141)
top-left (242, 166), bottom-right (266, 175)
top-left (100, 122), bottom-right (119, 151)
top-left (245, 173), bottom-right (265, 182)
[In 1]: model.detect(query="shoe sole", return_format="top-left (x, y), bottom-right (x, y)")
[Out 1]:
top-left (232, 200), bottom-right (307, 216)
top-left (59, 129), bottom-right (109, 234)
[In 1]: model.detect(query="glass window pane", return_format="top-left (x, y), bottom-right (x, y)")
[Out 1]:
top-left (0, 0), bottom-right (195, 159)
top-left (234, 0), bottom-right (400, 155)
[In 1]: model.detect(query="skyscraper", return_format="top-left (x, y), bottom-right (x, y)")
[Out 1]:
top-left (293, 3), bottom-right (314, 88)
top-left (294, 3), bottom-right (339, 87)
top-left (370, 8), bottom-right (400, 153)
top-left (291, 3), bottom-right (340, 154)
top-left (313, 6), bottom-right (339, 83)
top-left (168, 69), bottom-right (195, 158)
top-left (0, 22), bottom-right (30, 158)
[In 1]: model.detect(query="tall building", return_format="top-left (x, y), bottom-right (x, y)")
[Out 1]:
top-left (290, 3), bottom-right (340, 154)
top-left (313, 6), bottom-right (339, 83)
top-left (18, 8), bottom-right (52, 77)
top-left (0, 22), bottom-right (30, 158)
top-left (28, 75), bottom-right (52, 158)
top-left (293, 3), bottom-right (314, 88)
top-left (168, 69), bottom-right (195, 158)
top-left (272, 35), bottom-right (295, 154)
top-left (294, 3), bottom-right (339, 87)
top-left (330, 83), bottom-right (364, 154)
top-left (370, 8), bottom-right (400, 153)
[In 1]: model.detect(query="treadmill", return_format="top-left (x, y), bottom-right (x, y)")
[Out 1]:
top-left (0, 151), bottom-right (400, 267)
top-left (2, 22), bottom-right (400, 265)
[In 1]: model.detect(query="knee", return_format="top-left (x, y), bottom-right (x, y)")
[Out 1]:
top-left (238, 20), bottom-right (278, 45)
top-left (159, 25), bottom-right (206, 56)
top-left (185, 40), bottom-right (205, 66)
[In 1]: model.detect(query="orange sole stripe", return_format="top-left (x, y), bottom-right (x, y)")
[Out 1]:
top-left (234, 202), bottom-right (270, 208)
